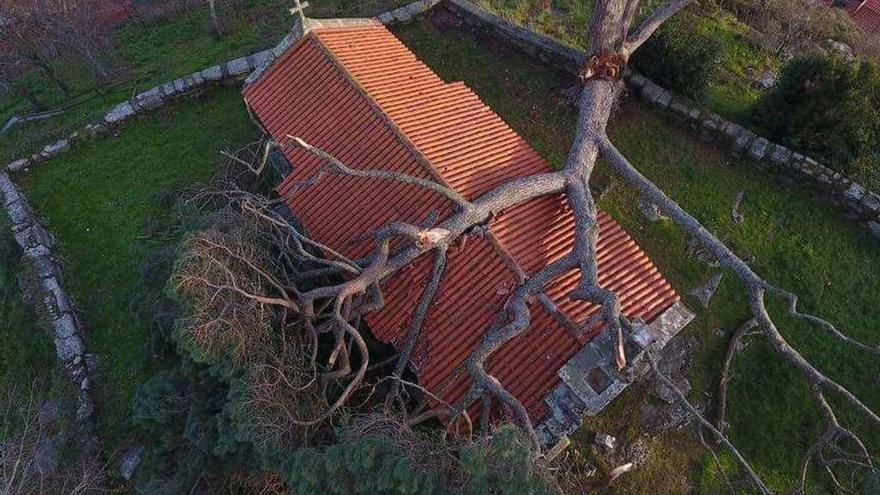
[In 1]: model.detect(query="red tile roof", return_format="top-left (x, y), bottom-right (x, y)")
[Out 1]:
top-left (243, 22), bottom-right (680, 423)
top-left (852, 0), bottom-right (880, 34)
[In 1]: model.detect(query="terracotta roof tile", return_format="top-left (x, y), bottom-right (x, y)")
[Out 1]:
top-left (243, 23), bottom-right (680, 423)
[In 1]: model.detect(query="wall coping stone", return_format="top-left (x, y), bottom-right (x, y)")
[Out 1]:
top-left (201, 64), bottom-right (224, 82)
top-left (748, 137), bottom-right (770, 161)
top-left (226, 56), bottom-right (252, 76)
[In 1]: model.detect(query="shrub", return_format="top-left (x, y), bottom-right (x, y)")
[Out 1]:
top-left (459, 425), bottom-right (557, 495)
top-left (132, 367), bottom-right (258, 494)
top-left (751, 55), bottom-right (880, 186)
top-left (629, 14), bottom-right (722, 100)
top-left (280, 418), bottom-right (558, 495)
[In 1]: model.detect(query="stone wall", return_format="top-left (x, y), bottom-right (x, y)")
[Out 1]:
top-left (5, 51), bottom-right (270, 174)
top-left (444, 0), bottom-right (880, 240)
top-left (377, 0), bottom-right (444, 25)
top-left (628, 76), bottom-right (880, 236)
top-left (0, 172), bottom-right (98, 456)
top-left (538, 302), bottom-right (694, 449)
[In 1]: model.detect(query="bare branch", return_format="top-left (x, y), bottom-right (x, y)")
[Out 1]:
top-left (288, 136), bottom-right (472, 209)
top-left (715, 318), bottom-right (758, 432)
top-left (389, 246), bottom-right (449, 402)
top-left (767, 284), bottom-right (880, 357)
top-left (623, 0), bottom-right (695, 56)
top-left (466, 255), bottom-right (578, 450)
top-left (644, 350), bottom-right (772, 495)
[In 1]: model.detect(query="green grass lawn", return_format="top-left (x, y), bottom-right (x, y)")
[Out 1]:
top-left (15, 87), bottom-right (257, 449)
top-left (476, 0), bottom-right (780, 123)
top-left (0, 0), bottom-right (410, 165)
top-left (3, 10), bottom-right (878, 494)
top-left (395, 18), bottom-right (880, 493)
top-left (693, 13), bottom-right (780, 122)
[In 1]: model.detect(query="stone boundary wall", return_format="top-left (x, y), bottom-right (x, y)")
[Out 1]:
top-left (3, 0), bottom-right (441, 174)
top-left (443, 0), bottom-right (880, 240)
top-left (0, 172), bottom-right (98, 456)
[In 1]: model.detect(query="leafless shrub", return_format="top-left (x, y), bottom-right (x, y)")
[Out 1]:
top-left (1, 380), bottom-right (107, 495)
top-left (173, 222), bottom-right (279, 365)
top-left (235, 335), bottom-right (328, 450)
top-left (762, 0), bottom-right (860, 57)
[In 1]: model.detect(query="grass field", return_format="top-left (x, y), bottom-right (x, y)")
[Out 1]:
top-left (2, 7), bottom-right (878, 493)
top-left (14, 87), bottom-right (257, 449)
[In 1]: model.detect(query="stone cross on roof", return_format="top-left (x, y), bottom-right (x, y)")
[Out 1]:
top-left (289, 0), bottom-right (310, 24)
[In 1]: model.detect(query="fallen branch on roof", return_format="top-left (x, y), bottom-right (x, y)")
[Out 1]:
top-left (175, 0), bottom-right (879, 490)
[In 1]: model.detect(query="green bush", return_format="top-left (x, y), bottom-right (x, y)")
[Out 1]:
top-left (459, 425), bottom-right (557, 495)
top-left (132, 366), bottom-right (258, 494)
top-left (282, 423), bottom-right (557, 495)
top-left (751, 55), bottom-right (880, 187)
top-left (630, 15), bottom-right (722, 100)
top-left (284, 433), bottom-right (444, 495)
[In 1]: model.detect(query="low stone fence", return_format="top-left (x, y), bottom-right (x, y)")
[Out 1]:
top-left (628, 76), bottom-right (880, 236)
top-left (444, 0), bottom-right (880, 240)
top-left (5, 51), bottom-right (271, 174)
top-left (377, 0), bottom-right (443, 24)
top-left (0, 172), bottom-right (98, 456)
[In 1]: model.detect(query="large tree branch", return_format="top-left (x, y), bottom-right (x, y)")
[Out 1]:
top-left (466, 256), bottom-right (578, 449)
top-left (623, 0), bottom-right (694, 56)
